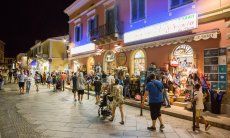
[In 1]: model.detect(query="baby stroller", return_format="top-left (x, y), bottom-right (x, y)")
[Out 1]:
top-left (56, 79), bottom-right (62, 90)
top-left (98, 93), bottom-right (113, 118)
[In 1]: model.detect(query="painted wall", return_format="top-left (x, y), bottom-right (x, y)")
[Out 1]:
top-left (51, 41), bottom-right (66, 58)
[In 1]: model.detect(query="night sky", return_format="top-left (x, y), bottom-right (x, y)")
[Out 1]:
top-left (0, 0), bottom-right (75, 58)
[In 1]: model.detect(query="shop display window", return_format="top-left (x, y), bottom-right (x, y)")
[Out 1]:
top-left (134, 50), bottom-right (145, 76)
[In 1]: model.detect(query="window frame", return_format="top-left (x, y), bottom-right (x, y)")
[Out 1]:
top-left (130, 0), bottom-right (147, 23)
top-left (74, 24), bottom-right (82, 42)
top-left (87, 16), bottom-right (97, 40)
top-left (169, 0), bottom-right (194, 10)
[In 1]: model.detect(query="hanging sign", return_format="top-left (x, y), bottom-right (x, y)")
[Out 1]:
top-left (124, 13), bottom-right (198, 44)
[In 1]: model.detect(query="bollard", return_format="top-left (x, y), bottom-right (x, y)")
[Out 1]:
top-left (192, 90), bottom-right (196, 131)
top-left (87, 83), bottom-right (90, 100)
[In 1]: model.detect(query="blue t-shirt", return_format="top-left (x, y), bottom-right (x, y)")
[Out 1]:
top-left (146, 80), bottom-right (163, 103)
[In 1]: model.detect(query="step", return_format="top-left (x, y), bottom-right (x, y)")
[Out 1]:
top-left (176, 96), bottom-right (186, 102)
top-left (173, 101), bottom-right (188, 107)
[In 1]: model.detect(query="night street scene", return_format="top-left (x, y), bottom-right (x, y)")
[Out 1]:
top-left (0, 0), bottom-right (230, 138)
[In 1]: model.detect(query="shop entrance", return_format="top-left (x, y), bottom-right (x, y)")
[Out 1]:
top-left (87, 57), bottom-right (95, 75)
top-left (103, 51), bottom-right (116, 74)
top-left (170, 44), bottom-right (196, 97)
top-left (130, 50), bottom-right (146, 76)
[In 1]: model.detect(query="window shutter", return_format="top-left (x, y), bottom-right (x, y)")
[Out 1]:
top-left (131, 0), bottom-right (138, 21)
top-left (114, 5), bottom-right (119, 33)
top-left (94, 15), bottom-right (99, 35)
top-left (171, 0), bottom-right (180, 9)
top-left (88, 19), bottom-right (91, 38)
top-left (75, 26), bottom-right (78, 42)
top-left (139, 0), bottom-right (145, 19)
top-left (80, 23), bottom-right (83, 41)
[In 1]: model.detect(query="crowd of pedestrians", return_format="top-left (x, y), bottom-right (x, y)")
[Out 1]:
top-left (0, 68), bottom-right (211, 130)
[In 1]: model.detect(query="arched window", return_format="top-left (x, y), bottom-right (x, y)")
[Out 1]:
top-left (134, 50), bottom-right (145, 75)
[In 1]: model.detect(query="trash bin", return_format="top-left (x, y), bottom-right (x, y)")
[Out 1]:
top-left (210, 89), bottom-right (225, 114)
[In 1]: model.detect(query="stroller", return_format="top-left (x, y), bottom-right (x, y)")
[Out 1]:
top-left (98, 93), bottom-right (113, 117)
top-left (56, 79), bottom-right (62, 90)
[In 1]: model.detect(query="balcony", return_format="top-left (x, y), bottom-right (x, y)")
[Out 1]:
top-left (90, 22), bottom-right (123, 44)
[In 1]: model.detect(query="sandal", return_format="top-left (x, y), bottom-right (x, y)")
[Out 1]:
top-left (109, 118), bottom-right (114, 122)
top-left (119, 121), bottom-right (124, 125)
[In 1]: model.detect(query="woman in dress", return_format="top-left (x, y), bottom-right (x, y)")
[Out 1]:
top-left (109, 79), bottom-right (125, 125)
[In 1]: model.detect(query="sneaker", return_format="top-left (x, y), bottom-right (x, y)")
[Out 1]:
top-left (119, 121), bottom-right (124, 125)
top-left (109, 118), bottom-right (114, 122)
top-left (160, 124), bottom-right (165, 129)
top-left (147, 126), bottom-right (156, 131)
top-left (205, 123), bottom-right (211, 131)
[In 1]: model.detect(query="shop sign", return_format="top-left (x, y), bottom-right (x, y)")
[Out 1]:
top-left (124, 13), bottom-right (197, 44)
top-left (117, 52), bottom-right (127, 66)
top-left (173, 44), bottom-right (193, 56)
top-left (71, 43), bottom-right (95, 55)
top-left (105, 51), bottom-right (115, 62)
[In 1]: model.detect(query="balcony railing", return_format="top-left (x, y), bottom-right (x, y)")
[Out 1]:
top-left (90, 22), bottom-right (123, 41)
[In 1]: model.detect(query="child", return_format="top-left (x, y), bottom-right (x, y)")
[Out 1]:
top-left (94, 76), bottom-right (102, 104)
top-left (193, 84), bottom-right (211, 131)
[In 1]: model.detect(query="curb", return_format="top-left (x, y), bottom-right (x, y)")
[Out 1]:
top-left (65, 86), bottom-right (230, 130)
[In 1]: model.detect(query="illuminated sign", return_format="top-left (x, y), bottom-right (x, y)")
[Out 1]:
top-left (124, 13), bottom-right (198, 44)
top-left (71, 43), bottom-right (95, 55)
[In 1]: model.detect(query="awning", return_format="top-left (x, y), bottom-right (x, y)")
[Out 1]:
top-left (121, 29), bottom-right (220, 52)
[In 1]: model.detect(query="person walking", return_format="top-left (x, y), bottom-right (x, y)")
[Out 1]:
top-left (123, 73), bottom-right (131, 99)
top-left (46, 74), bottom-right (52, 89)
top-left (34, 72), bottom-right (40, 92)
top-left (18, 70), bottom-right (25, 94)
top-left (162, 77), bottom-right (171, 108)
top-left (142, 74), bottom-right (165, 131)
top-left (52, 74), bottom-right (57, 92)
top-left (13, 70), bottom-right (17, 83)
top-left (72, 73), bottom-right (78, 101)
top-left (61, 72), bottom-right (67, 91)
top-left (8, 70), bottom-right (13, 83)
top-left (193, 84), bottom-right (211, 131)
top-left (93, 76), bottom-right (102, 104)
top-left (25, 72), bottom-right (32, 93)
top-left (42, 72), bottom-right (46, 85)
top-left (109, 79), bottom-right (125, 125)
top-left (77, 72), bottom-right (86, 104)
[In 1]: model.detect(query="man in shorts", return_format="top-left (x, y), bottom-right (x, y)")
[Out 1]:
top-left (142, 74), bottom-right (165, 131)
top-left (18, 70), bottom-right (25, 94)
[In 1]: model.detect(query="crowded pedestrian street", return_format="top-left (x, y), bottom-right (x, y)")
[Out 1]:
top-left (0, 83), bottom-right (229, 138)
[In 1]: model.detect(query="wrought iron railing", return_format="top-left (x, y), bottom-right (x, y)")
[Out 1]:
top-left (90, 21), bottom-right (123, 41)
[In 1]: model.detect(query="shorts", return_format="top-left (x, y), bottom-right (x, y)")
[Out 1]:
top-left (95, 91), bottom-right (101, 96)
top-left (149, 102), bottom-right (162, 120)
top-left (78, 90), bottom-right (84, 95)
top-left (72, 89), bottom-right (77, 93)
top-left (196, 109), bottom-right (203, 118)
top-left (19, 82), bottom-right (25, 88)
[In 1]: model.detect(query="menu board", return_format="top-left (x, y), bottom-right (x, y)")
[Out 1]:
top-left (204, 48), bottom-right (227, 91)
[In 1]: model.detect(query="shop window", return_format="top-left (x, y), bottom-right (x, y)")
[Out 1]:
top-left (170, 0), bottom-right (193, 9)
top-left (131, 0), bottom-right (146, 22)
top-left (75, 24), bottom-right (82, 42)
top-left (134, 50), bottom-right (145, 76)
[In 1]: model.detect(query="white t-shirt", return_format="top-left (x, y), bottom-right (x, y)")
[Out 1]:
top-left (194, 90), bottom-right (204, 110)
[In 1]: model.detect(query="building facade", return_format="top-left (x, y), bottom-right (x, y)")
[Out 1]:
top-left (65, 0), bottom-right (230, 114)
top-left (28, 36), bottom-right (69, 73)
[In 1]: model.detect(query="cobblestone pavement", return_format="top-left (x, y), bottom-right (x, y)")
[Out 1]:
top-left (0, 84), bottom-right (230, 138)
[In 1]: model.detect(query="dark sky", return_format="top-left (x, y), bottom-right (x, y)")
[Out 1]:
top-left (0, 0), bottom-right (75, 58)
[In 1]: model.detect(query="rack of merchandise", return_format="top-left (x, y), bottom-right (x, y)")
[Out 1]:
top-left (204, 48), bottom-right (227, 92)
